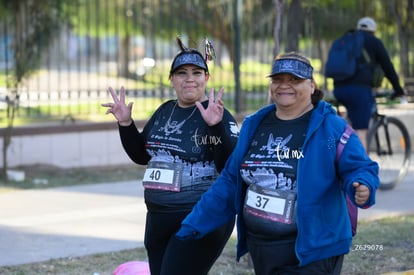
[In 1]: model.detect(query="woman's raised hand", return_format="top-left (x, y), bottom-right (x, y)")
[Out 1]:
top-left (101, 86), bottom-right (134, 126)
top-left (196, 87), bottom-right (225, 126)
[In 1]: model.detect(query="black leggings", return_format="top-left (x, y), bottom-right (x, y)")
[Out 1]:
top-left (247, 237), bottom-right (344, 275)
top-left (144, 210), bottom-right (235, 275)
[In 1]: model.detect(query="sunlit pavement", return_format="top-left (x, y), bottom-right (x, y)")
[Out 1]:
top-left (0, 180), bottom-right (147, 266)
top-left (359, 103), bottom-right (414, 221)
top-left (359, 152), bottom-right (414, 221)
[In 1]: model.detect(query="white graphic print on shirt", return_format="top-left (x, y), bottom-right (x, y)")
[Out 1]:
top-left (241, 112), bottom-right (309, 191)
top-left (145, 102), bottom-right (238, 187)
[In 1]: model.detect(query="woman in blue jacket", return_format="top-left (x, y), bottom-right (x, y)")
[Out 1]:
top-left (177, 52), bottom-right (379, 274)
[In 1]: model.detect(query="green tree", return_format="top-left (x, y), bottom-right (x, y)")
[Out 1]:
top-left (0, 0), bottom-right (74, 181)
top-left (384, 0), bottom-right (414, 78)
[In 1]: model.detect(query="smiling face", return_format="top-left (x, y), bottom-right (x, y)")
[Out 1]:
top-left (170, 64), bottom-right (209, 107)
top-left (269, 73), bottom-right (315, 114)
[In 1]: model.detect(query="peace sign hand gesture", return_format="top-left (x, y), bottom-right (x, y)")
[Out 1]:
top-left (195, 87), bottom-right (225, 126)
top-left (101, 86), bottom-right (134, 126)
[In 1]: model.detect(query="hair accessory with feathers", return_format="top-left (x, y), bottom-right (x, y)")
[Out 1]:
top-left (204, 38), bottom-right (215, 61)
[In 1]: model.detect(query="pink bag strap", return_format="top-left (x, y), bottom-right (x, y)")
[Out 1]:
top-left (336, 124), bottom-right (355, 163)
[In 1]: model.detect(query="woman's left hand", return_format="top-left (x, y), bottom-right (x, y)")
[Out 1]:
top-left (196, 87), bottom-right (225, 126)
top-left (353, 182), bottom-right (370, 206)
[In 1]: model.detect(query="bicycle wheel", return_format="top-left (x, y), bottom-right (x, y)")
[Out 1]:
top-left (367, 116), bottom-right (411, 190)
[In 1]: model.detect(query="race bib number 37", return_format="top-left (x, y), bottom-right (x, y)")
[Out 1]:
top-left (244, 184), bottom-right (296, 224)
top-left (142, 161), bottom-right (182, 192)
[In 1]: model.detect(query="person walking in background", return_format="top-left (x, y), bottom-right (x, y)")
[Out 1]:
top-left (102, 37), bottom-right (239, 275)
top-left (333, 16), bottom-right (406, 149)
top-left (176, 52), bottom-right (380, 274)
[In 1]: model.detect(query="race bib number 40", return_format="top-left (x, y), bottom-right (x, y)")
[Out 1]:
top-left (142, 161), bottom-right (182, 192)
top-left (244, 184), bottom-right (296, 224)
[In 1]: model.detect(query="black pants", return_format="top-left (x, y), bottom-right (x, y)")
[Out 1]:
top-left (144, 210), bottom-right (235, 275)
top-left (247, 236), bottom-right (344, 275)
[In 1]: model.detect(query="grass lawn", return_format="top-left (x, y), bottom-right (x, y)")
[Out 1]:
top-left (0, 216), bottom-right (413, 274)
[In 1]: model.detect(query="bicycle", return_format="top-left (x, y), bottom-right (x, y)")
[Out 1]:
top-left (329, 91), bottom-right (411, 190)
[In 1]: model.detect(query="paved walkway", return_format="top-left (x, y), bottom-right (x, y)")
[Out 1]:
top-left (1, 158), bottom-right (414, 267)
top-left (0, 181), bottom-right (147, 267)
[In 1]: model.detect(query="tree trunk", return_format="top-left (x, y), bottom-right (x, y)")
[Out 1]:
top-left (2, 88), bottom-right (18, 182)
top-left (118, 35), bottom-right (131, 78)
top-left (2, 126), bottom-right (12, 182)
top-left (286, 0), bottom-right (302, 52)
top-left (273, 0), bottom-right (284, 58)
top-left (388, 0), bottom-right (413, 78)
top-left (2, 1), bottom-right (24, 181)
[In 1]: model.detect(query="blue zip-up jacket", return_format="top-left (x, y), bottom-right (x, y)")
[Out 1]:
top-left (176, 101), bottom-right (379, 266)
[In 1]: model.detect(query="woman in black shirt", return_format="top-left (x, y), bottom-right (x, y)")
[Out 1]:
top-left (102, 38), bottom-right (239, 275)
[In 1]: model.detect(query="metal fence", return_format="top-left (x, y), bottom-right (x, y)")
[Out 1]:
top-left (0, 1), bottom-right (284, 125)
top-left (2, 1), bottom-right (409, 127)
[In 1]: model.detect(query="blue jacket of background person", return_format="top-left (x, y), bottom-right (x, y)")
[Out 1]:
top-left (176, 100), bottom-right (379, 266)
